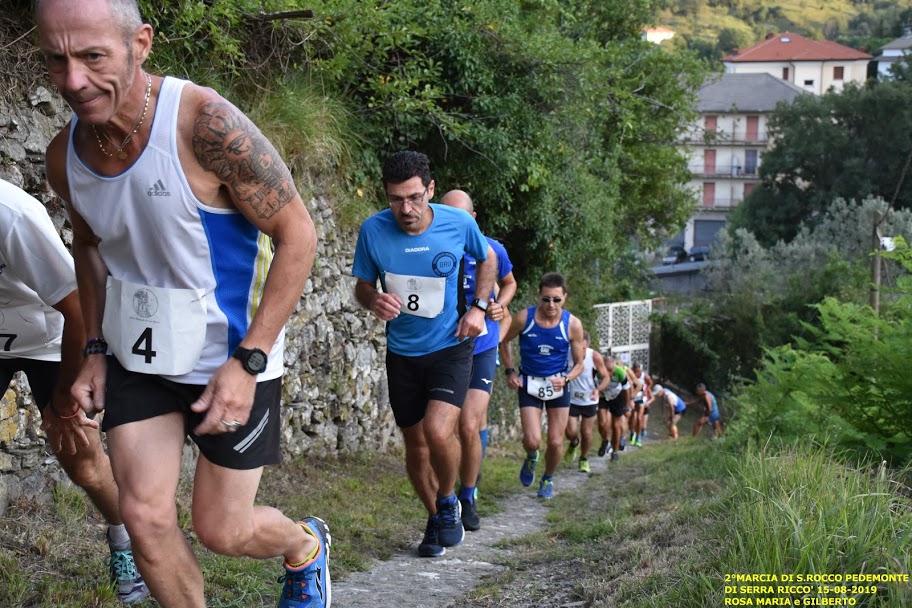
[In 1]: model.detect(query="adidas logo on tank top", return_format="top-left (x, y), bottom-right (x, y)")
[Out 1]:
top-left (147, 179), bottom-right (171, 197)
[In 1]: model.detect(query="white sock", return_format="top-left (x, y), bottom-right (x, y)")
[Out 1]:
top-left (108, 524), bottom-right (130, 546)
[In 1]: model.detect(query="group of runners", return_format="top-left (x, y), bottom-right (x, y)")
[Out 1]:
top-left (0, 1), bottom-right (726, 605)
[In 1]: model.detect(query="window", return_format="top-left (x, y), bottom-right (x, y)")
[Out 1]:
top-left (782, 67), bottom-right (790, 80)
top-left (703, 182), bottom-right (715, 208)
top-left (704, 115), bottom-right (718, 132)
top-left (834, 66), bottom-right (844, 80)
top-left (745, 150), bottom-right (759, 176)
top-left (803, 79), bottom-right (815, 86)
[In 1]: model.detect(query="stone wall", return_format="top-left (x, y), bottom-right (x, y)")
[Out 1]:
top-left (0, 88), bottom-right (400, 512)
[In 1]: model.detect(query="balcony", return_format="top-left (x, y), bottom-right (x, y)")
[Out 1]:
top-left (698, 197), bottom-right (742, 209)
top-left (688, 163), bottom-right (760, 179)
top-left (681, 129), bottom-right (770, 145)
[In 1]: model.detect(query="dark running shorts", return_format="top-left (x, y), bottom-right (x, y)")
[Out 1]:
top-left (102, 356), bottom-right (282, 470)
top-left (0, 357), bottom-right (59, 411)
top-left (569, 403), bottom-right (598, 418)
top-left (386, 338), bottom-right (473, 428)
top-left (604, 391), bottom-right (627, 417)
top-left (469, 346), bottom-right (498, 394)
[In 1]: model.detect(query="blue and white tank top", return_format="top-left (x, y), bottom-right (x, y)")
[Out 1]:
top-left (66, 77), bottom-right (282, 384)
top-left (519, 307), bottom-right (571, 377)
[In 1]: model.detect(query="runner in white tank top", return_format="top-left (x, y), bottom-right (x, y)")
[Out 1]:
top-left (564, 332), bottom-right (611, 472)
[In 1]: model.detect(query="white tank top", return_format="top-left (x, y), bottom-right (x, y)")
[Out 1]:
top-left (568, 347), bottom-right (598, 406)
top-left (65, 77), bottom-right (283, 384)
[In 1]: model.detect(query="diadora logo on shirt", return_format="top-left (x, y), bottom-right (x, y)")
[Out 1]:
top-left (404, 246), bottom-right (430, 253)
top-left (147, 179), bottom-right (171, 197)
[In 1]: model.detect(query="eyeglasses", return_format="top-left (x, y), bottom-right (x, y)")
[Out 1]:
top-left (387, 187), bottom-right (428, 207)
top-left (540, 296), bottom-right (563, 304)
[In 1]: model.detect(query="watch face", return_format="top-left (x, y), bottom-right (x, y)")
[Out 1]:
top-left (248, 351), bottom-right (267, 372)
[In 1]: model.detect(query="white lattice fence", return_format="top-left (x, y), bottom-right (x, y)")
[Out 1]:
top-left (593, 299), bottom-right (653, 369)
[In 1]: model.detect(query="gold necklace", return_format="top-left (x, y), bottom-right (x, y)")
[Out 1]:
top-left (92, 72), bottom-right (152, 161)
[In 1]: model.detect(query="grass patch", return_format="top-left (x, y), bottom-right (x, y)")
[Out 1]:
top-left (0, 442), bottom-right (523, 606)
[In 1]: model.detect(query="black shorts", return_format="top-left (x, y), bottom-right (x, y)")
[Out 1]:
top-left (643, 406), bottom-right (650, 416)
top-left (102, 356), bottom-right (282, 470)
top-left (605, 391), bottom-right (627, 417)
top-left (386, 339), bottom-right (473, 428)
top-left (0, 357), bottom-right (59, 410)
top-left (469, 345), bottom-right (497, 394)
top-left (569, 403), bottom-right (598, 418)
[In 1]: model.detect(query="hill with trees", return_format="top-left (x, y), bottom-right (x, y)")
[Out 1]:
top-left (657, 0), bottom-right (912, 63)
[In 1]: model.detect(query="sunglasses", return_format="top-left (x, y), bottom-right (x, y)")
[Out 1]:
top-left (540, 296), bottom-right (563, 304)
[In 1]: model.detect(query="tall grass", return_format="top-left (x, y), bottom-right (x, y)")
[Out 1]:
top-left (714, 445), bottom-right (912, 606)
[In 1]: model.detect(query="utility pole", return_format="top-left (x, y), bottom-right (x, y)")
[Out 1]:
top-left (871, 149), bottom-right (912, 315)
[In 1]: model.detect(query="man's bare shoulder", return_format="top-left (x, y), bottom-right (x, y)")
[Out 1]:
top-left (45, 122), bottom-right (73, 200)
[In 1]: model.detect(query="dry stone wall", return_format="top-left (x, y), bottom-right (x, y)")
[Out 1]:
top-left (0, 88), bottom-right (399, 513)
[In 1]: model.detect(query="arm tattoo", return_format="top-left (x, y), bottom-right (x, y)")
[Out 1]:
top-left (192, 102), bottom-right (296, 219)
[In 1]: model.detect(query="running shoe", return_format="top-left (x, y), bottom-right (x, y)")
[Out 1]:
top-left (619, 437), bottom-right (627, 451)
top-left (417, 514), bottom-right (445, 557)
top-left (460, 498), bottom-right (481, 532)
top-left (610, 451), bottom-right (620, 462)
top-left (578, 458), bottom-right (591, 473)
top-left (436, 495), bottom-right (465, 548)
top-left (642, 429), bottom-right (648, 439)
top-left (537, 478), bottom-right (554, 499)
top-left (108, 538), bottom-right (149, 605)
top-left (630, 431), bottom-right (637, 443)
top-left (597, 440), bottom-right (609, 457)
top-left (563, 440), bottom-right (579, 464)
top-left (277, 517), bottom-right (331, 608)
top-left (633, 436), bottom-right (643, 447)
top-left (519, 451), bottom-right (538, 486)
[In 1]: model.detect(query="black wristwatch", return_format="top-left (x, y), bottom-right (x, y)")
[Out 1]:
top-left (233, 346), bottom-right (268, 375)
top-left (470, 298), bottom-right (488, 312)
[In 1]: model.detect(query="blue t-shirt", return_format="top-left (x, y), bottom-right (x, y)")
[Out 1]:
top-left (352, 203), bottom-right (489, 356)
top-left (464, 236), bottom-right (513, 355)
top-left (518, 307), bottom-right (572, 377)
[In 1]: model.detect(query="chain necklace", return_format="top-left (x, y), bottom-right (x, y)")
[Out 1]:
top-left (91, 72), bottom-right (152, 161)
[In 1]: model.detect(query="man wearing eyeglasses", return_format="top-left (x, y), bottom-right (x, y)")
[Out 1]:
top-left (353, 151), bottom-right (496, 558)
top-left (440, 189), bottom-right (516, 532)
top-left (500, 272), bottom-right (585, 499)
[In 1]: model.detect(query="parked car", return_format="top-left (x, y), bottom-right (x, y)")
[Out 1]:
top-left (662, 245), bottom-right (687, 265)
top-left (688, 245), bottom-right (711, 262)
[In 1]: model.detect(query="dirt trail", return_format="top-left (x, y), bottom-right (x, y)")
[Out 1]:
top-left (332, 442), bottom-right (641, 608)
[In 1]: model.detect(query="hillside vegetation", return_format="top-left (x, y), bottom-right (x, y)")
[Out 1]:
top-left (658, 0), bottom-right (912, 62)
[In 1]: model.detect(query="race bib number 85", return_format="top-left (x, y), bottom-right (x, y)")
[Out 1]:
top-left (526, 375), bottom-right (564, 401)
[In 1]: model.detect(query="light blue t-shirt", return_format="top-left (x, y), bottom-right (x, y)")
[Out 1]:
top-left (464, 236), bottom-right (513, 355)
top-left (352, 203), bottom-right (489, 356)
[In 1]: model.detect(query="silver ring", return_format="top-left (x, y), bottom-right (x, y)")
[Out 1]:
top-left (219, 419), bottom-right (241, 429)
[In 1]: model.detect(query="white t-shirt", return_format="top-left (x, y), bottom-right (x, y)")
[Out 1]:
top-left (0, 179), bottom-right (76, 361)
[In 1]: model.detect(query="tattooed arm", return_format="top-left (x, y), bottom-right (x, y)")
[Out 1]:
top-left (178, 86), bottom-right (317, 435)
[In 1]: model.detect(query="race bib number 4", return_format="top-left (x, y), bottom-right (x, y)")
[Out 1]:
top-left (384, 271), bottom-right (446, 319)
top-left (102, 277), bottom-right (207, 376)
top-left (526, 375), bottom-right (564, 401)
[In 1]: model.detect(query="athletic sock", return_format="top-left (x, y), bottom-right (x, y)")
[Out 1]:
top-left (479, 429), bottom-right (489, 460)
top-left (107, 524), bottom-right (130, 547)
top-left (285, 523), bottom-right (320, 569)
top-left (458, 485), bottom-right (476, 502)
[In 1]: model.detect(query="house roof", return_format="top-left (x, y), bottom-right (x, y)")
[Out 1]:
top-left (697, 73), bottom-right (809, 113)
top-left (880, 34), bottom-right (912, 51)
top-left (723, 32), bottom-right (872, 62)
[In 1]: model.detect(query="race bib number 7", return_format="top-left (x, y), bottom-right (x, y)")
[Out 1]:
top-left (526, 375), bottom-right (564, 401)
top-left (102, 277), bottom-right (207, 376)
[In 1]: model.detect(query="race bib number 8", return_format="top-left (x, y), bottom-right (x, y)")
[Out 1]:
top-left (526, 375), bottom-right (564, 401)
top-left (102, 277), bottom-right (207, 376)
top-left (384, 271), bottom-right (446, 319)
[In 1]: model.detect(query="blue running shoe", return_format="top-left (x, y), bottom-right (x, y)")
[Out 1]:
top-left (519, 451), bottom-right (538, 487)
top-left (537, 478), bottom-right (554, 499)
top-left (436, 495), bottom-right (465, 548)
top-left (642, 429), bottom-right (648, 439)
top-left (108, 542), bottom-right (149, 605)
top-left (278, 517), bottom-right (331, 608)
top-left (418, 514), bottom-right (445, 557)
